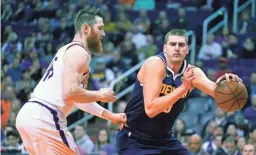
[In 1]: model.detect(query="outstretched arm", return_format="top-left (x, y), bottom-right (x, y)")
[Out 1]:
top-left (191, 67), bottom-right (241, 98)
top-left (75, 102), bottom-right (126, 124)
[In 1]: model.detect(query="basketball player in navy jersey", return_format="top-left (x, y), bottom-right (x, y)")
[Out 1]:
top-left (16, 7), bottom-right (126, 155)
top-left (116, 29), bottom-right (241, 155)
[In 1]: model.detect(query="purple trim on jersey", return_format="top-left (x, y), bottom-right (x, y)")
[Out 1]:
top-left (67, 41), bottom-right (92, 58)
top-left (28, 100), bottom-right (70, 148)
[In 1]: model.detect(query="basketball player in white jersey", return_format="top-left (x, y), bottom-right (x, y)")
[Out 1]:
top-left (16, 7), bottom-right (126, 155)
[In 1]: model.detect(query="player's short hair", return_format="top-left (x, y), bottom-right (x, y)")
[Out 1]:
top-left (164, 29), bottom-right (188, 44)
top-left (74, 6), bottom-right (103, 32)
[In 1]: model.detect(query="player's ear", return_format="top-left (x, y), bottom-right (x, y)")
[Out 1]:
top-left (82, 24), bottom-right (91, 35)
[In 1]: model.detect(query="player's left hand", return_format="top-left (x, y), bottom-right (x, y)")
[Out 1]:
top-left (216, 73), bottom-right (242, 84)
top-left (111, 113), bottom-right (127, 130)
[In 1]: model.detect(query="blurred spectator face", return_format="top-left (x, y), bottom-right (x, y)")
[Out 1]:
top-left (146, 35), bottom-right (154, 45)
top-left (207, 34), bottom-right (215, 44)
top-left (161, 19), bottom-right (169, 29)
top-left (241, 11), bottom-right (250, 20)
top-left (94, 60), bottom-right (106, 72)
top-left (3, 76), bottom-right (13, 87)
top-left (225, 140), bottom-right (236, 154)
top-left (244, 38), bottom-right (255, 51)
top-left (174, 119), bottom-right (185, 133)
top-left (98, 129), bottom-right (108, 144)
top-left (104, 42), bottom-right (114, 54)
top-left (222, 27), bottom-right (229, 36)
top-left (6, 133), bottom-right (19, 147)
top-left (228, 35), bottom-right (238, 45)
top-left (250, 129), bottom-right (256, 142)
top-left (12, 58), bottom-right (20, 68)
top-left (214, 135), bottom-right (222, 148)
top-left (139, 10), bottom-right (147, 17)
top-left (69, 4), bottom-right (76, 13)
top-left (215, 108), bottom-right (225, 118)
top-left (251, 95), bottom-right (256, 108)
top-left (189, 134), bottom-right (202, 153)
top-left (3, 86), bottom-right (15, 100)
top-left (159, 11), bottom-right (167, 20)
top-left (4, 26), bottom-right (13, 35)
top-left (214, 127), bottom-right (224, 136)
top-left (74, 125), bottom-right (85, 140)
top-left (237, 137), bottom-right (246, 151)
top-left (227, 124), bottom-right (237, 136)
top-left (243, 144), bottom-right (255, 155)
top-left (250, 73), bottom-right (256, 84)
top-left (118, 13), bottom-right (126, 21)
top-left (208, 120), bottom-right (217, 134)
top-left (11, 99), bottom-right (21, 112)
top-left (104, 13), bottom-right (111, 23)
top-left (178, 8), bottom-right (186, 17)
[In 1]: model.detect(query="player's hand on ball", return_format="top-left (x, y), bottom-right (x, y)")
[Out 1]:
top-left (182, 65), bottom-right (196, 90)
top-left (216, 73), bottom-right (242, 84)
top-left (99, 88), bottom-right (116, 102)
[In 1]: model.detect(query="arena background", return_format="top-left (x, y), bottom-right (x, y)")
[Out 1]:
top-left (1, 0), bottom-right (256, 154)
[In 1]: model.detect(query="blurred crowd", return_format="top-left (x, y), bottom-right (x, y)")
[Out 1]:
top-left (1, 0), bottom-right (256, 154)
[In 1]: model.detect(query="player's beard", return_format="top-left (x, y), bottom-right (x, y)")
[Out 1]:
top-left (87, 31), bottom-right (102, 54)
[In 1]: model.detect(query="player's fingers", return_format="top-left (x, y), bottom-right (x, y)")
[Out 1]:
top-left (225, 73), bottom-right (230, 82)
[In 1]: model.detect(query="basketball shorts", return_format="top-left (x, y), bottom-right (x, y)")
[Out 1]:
top-left (16, 100), bottom-right (79, 155)
top-left (116, 126), bottom-right (191, 155)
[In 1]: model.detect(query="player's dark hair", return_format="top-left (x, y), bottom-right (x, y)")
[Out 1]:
top-left (74, 6), bottom-right (103, 32)
top-left (164, 29), bottom-right (188, 44)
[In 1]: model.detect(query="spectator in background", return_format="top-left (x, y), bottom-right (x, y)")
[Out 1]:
top-left (240, 10), bottom-right (255, 34)
top-left (237, 137), bottom-right (246, 154)
top-left (7, 58), bottom-right (23, 82)
top-left (133, 9), bottom-right (151, 33)
top-left (242, 144), bottom-right (255, 155)
top-left (226, 124), bottom-right (238, 138)
top-left (96, 129), bottom-right (115, 155)
top-left (202, 135), bottom-right (222, 155)
top-left (155, 11), bottom-right (168, 26)
top-left (103, 12), bottom-right (116, 33)
top-left (173, 118), bottom-right (187, 142)
top-left (243, 94), bottom-right (256, 129)
top-left (136, 34), bottom-right (157, 61)
top-left (1, 130), bottom-right (22, 153)
top-left (216, 58), bottom-right (232, 79)
top-left (91, 58), bottom-right (115, 90)
top-left (173, 8), bottom-right (188, 29)
top-left (1, 32), bottom-right (22, 54)
top-left (248, 73), bottom-right (256, 100)
top-left (1, 4), bottom-right (13, 22)
top-left (248, 128), bottom-right (256, 146)
top-left (215, 136), bottom-right (239, 155)
top-left (74, 125), bottom-right (95, 155)
top-left (115, 101), bottom-right (127, 113)
top-left (131, 25), bottom-right (147, 49)
top-left (116, 13), bottom-right (133, 32)
top-left (198, 34), bottom-right (222, 60)
top-left (241, 38), bottom-right (256, 59)
top-left (1, 87), bottom-right (15, 129)
top-left (189, 134), bottom-right (208, 155)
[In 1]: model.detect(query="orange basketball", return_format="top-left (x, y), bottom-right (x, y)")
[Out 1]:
top-left (214, 80), bottom-right (248, 112)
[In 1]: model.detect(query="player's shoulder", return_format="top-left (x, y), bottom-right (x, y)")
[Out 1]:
top-left (144, 56), bottom-right (165, 66)
top-left (64, 43), bottom-right (90, 59)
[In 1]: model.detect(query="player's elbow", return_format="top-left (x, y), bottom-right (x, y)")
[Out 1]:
top-left (62, 86), bottom-right (75, 102)
top-left (145, 108), bottom-right (156, 118)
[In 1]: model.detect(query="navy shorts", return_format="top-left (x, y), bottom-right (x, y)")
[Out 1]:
top-left (116, 127), bottom-right (191, 155)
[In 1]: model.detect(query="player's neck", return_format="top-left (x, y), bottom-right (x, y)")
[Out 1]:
top-left (166, 62), bottom-right (183, 75)
top-left (73, 33), bottom-right (88, 50)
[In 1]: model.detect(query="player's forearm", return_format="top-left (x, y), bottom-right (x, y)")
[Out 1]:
top-left (191, 68), bottom-right (216, 98)
top-left (145, 86), bottom-right (187, 118)
top-left (63, 85), bottom-right (103, 103)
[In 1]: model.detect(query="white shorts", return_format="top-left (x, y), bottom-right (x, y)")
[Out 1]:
top-left (16, 100), bottom-right (79, 155)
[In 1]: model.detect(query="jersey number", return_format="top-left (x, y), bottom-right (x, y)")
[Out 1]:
top-left (43, 57), bottom-right (58, 81)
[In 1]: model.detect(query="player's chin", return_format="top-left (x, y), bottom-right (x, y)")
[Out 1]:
top-left (171, 57), bottom-right (184, 63)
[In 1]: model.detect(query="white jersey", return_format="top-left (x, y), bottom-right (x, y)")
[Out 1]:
top-left (31, 41), bottom-right (91, 116)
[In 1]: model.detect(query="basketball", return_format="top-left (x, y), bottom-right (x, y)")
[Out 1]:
top-left (214, 80), bottom-right (248, 112)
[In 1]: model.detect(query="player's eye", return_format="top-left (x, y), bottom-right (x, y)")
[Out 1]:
top-left (170, 42), bottom-right (177, 46)
top-left (178, 43), bottom-right (185, 47)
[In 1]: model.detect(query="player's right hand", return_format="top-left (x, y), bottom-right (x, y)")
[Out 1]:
top-left (99, 88), bottom-right (116, 103)
top-left (182, 65), bottom-right (196, 90)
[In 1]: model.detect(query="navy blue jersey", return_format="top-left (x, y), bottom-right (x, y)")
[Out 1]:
top-left (125, 52), bottom-right (190, 140)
